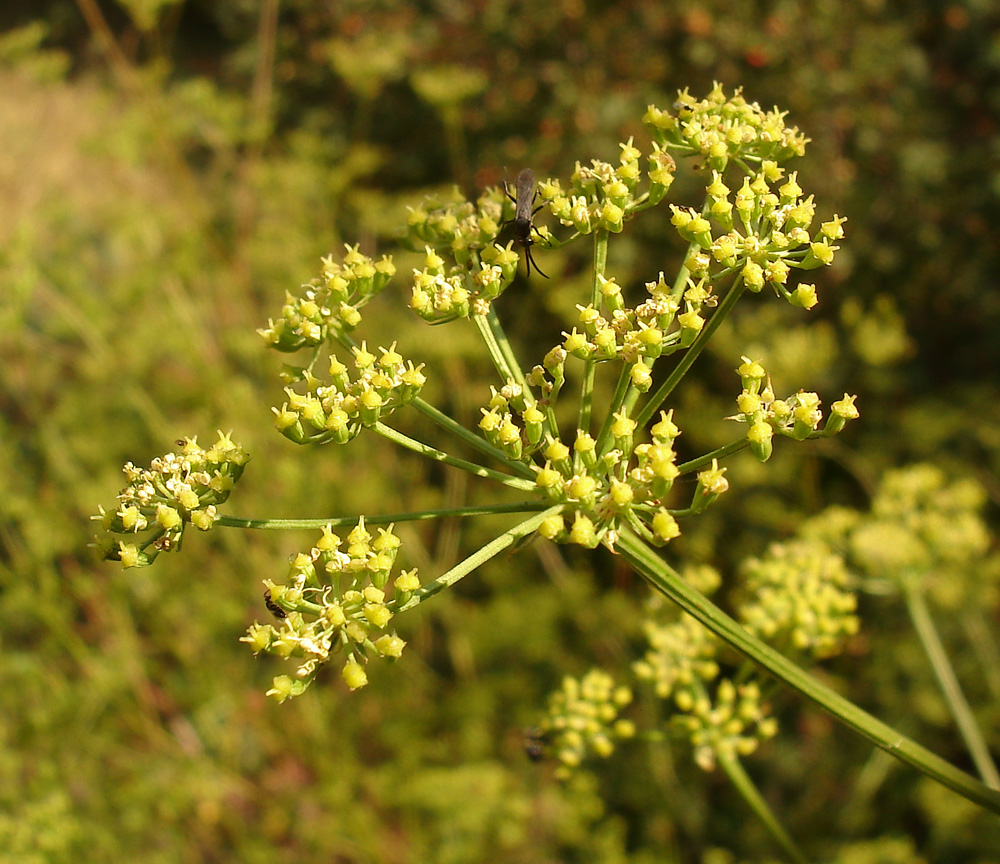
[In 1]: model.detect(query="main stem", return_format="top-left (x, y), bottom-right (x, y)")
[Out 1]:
top-left (616, 529), bottom-right (1000, 814)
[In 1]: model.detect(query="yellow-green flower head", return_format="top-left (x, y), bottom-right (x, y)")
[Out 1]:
top-left (93, 432), bottom-right (248, 568)
top-left (740, 540), bottom-right (859, 660)
top-left (535, 669), bottom-right (634, 777)
top-left (245, 520), bottom-right (416, 701)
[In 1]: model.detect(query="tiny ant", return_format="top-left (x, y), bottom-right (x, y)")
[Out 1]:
top-left (502, 168), bottom-right (548, 279)
top-left (264, 588), bottom-right (287, 619)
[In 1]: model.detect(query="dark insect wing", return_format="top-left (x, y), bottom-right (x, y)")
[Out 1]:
top-left (513, 168), bottom-right (537, 223)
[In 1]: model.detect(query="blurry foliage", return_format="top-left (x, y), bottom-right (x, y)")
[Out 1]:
top-left (1, 0), bottom-right (999, 861)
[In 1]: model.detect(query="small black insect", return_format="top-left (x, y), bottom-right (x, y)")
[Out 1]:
top-left (263, 588), bottom-right (287, 619)
top-left (502, 168), bottom-right (548, 279)
top-left (523, 727), bottom-right (549, 762)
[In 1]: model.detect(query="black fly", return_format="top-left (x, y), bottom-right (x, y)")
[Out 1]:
top-left (503, 168), bottom-right (548, 278)
top-left (264, 588), bottom-right (287, 619)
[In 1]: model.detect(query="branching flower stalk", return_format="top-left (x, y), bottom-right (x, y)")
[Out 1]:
top-left (92, 84), bottom-right (1000, 817)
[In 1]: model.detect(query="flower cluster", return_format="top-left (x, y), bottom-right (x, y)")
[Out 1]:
top-left (259, 245), bottom-right (395, 352)
top-left (738, 540), bottom-right (860, 660)
top-left (634, 581), bottom-right (814, 771)
top-left (673, 679), bottom-right (779, 772)
top-left (258, 246), bottom-right (425, 446)
top-left (633, 613), bottom-right (720, 700)
top-left (465, 90), bottom-right (858, 552)
top-left (642, 84), bottom-right (847, 309)
top-left (540, 134), bottom-right (671, 235)
top-left (405, 184), bottom-right (507, 264)
top-left (403, 184), bottom-right (527, 321)
top-left (644, 82), bottom-right (810, 170)
top-left (730, 356), bottom-right (860, 462)
top-left (802, 464), bottom-right (995, 609)
top-left (527, 409), bottom-right (719, 550)
top-left (241, 519), bottom-right (419, 700)
top-left (556, 271), bottom-right (693, 367)
top-left (406, 127), bottom-right (679, 315)
top-left (92, 431), bottom-right (248, 568)
top-left (532, 669), bottom-right (635, 779)
top-left (271, 339), bottom-right (427, 445)
top-left (409, 244), bottom-right (519, 323)
top-left (634, 597), bottom-right (780, 773)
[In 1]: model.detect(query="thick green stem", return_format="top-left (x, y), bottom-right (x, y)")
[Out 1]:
top-left (717, 752), bottom-right (809, 864)
top-left (616, 530), bottom-right (1000, 814)
top-left (903, 579), bottom-right (1000, 789)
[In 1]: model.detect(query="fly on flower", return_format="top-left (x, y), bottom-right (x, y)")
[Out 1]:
top-left (264, 588), bottom-right (287, 619)
top-left (502, 168), bottom-right (549, 279)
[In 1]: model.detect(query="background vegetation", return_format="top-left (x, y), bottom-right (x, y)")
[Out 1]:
top-left (1, 1), bottom-right (998, 861)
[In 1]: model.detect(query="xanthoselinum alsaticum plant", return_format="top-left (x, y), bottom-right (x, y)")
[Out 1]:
top-left (93, 84), bottom-right (1000, 819)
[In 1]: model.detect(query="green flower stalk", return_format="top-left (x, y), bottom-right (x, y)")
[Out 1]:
top-left (91, 85), bottom-right (1000, 818)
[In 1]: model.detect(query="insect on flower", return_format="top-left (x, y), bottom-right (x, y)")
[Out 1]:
top-left (502, 168), bottom-right (549, 278)
top-left (523, 727), bottom-right (549, 762)
top-left (264, 588), bottom-right (287, 619)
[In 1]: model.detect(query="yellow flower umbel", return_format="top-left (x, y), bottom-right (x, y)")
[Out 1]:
top-left (241, 520), bottom-right (419, 701)
top-left (634, 593), bottom-right (778, 773)
top-left (92, 431), bottom-right (248, 568)
top-left (739, 540), bottom-right (860, 660)
top-left (532, 669), bottom-right (635, 780)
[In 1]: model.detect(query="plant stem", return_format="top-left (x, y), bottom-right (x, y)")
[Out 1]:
top-left (594, 364), bottom-right (634, 457)
top-left (218, 501), bottom-right (549, 531)
top-left (374, 422), bottom-right (537, 490)
top-left (963, 608), bottom-right (1000, 701)
top-left (395, 505), bottom-right (563, 611)
top-left (615, 529), bottom-right (1000, 814)
top-left (578, 229), bottom-right (608, 434)
top-left (409, 397), bottom-right (536, 480)
top-left (717, 752), bottom-right (809, 864)
top-left (902, 578), bottom-right (1000, 789)
top-left (634, 276), bottom-right (748, 430)
top-left (675, 437), bottom-right (752, 475)
top-left (476, 305), bottom-right (528, 393)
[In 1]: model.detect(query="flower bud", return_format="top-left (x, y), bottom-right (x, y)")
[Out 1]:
top-left (342, 658), bottom-right (369, 691)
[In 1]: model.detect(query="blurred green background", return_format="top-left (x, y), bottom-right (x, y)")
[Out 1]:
top-left (1, 1), bottom-right (999, 861)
